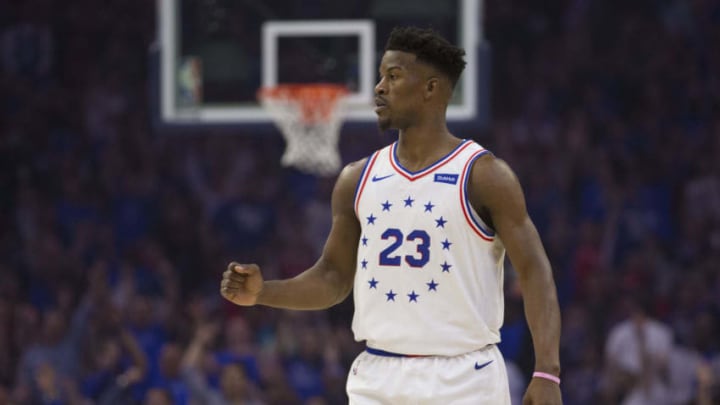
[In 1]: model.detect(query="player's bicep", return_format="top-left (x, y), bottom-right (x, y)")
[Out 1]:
top-left (315, 160), bottom-right (364, 290)
top-left (321, 211), bottom-right (361, 274)
top-left (469, 158), bottom-right (549, 274)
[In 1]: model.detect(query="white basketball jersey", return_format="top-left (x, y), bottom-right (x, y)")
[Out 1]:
top-left (352, 139), bottom-right (506, 356)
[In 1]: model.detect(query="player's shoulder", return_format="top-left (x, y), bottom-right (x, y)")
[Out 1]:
top-left (347, 156), bottom-right (371, 171)
top-left (469, 153), bottom-right (517, 184)
top-left (467, 153), bottom-right (525, 205)
top-left (335, 142), bottom-right (394, 191)
top-left (340, 156), bottom-right (370, 182)
top-left (332, 156), bottom-right (372, 196)
top-left (331, 156), bottom-right (375, 213)
top-left (337, 146), bottom-right (387, 182)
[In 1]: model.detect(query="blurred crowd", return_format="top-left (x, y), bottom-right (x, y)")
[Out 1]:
top-left (1, 0), bottom-right (719, 404)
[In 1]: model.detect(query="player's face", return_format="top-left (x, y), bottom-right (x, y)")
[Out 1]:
top-left (374, 50), bottom-right (427, 131)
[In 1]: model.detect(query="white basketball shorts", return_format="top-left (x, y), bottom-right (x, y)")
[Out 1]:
top-left (346, 344), bottom-right (511, 405)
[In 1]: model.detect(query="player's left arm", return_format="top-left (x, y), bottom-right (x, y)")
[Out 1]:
top-left (469, 155), bottom-right (562, 403)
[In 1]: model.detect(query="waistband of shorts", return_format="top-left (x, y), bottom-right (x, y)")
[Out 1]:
top-left (365, 347), bottom-right (430, 358)
top-left (365, 344), bottom-right (494, 358)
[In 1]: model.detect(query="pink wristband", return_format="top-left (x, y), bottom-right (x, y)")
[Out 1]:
top-left (532, 371), bottom-right (561, 385)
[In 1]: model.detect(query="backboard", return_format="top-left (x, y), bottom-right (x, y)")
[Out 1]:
top-left (157, 0), bottom-right (487, 126)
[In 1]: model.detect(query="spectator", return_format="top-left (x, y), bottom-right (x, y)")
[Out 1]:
top-left (145, 342), bottom-right (191, 405)
top-left (603, 293), bottom-right (673, 404)
top-left (80, 303), bottom-right (148, 404)
top-left (1, 0), bottom-right (719, 403)
top-left (143, 387), bottom-right (174, 405)
top-left (1, 3), bottom-right (53, 81)
top-left (182, 322), bottom-right (265, 404)
top-left (13, 299), bottom-right (90, 402)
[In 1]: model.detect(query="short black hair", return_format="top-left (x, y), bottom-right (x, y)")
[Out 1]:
top-left (384, 26), bottom-right (467, 88)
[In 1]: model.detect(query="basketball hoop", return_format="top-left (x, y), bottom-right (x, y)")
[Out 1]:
top-left (258, 84), bottom-right (349, 176)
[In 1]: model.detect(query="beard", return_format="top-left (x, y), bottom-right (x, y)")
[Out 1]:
top-left (378, 116), bottom-right (391, 131)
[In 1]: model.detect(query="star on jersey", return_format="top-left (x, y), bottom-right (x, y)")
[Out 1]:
top-left (424, 201), bottom-right (435, 212)
top-left (368, 278), bottom-right (378, 289)
top-left (427, 279), bottom-right (438, 291)
top-left (407, 290), bottom-right (419, 302)
top-left (441, 261), bottom-right (452, 272)
top-left (381, 200), bottom-right (392, 211)
top-left (361, 259), bottom-right (368, 269)
top-left (403, 196), bottom-right (415, 207)
top-left (366, 214), bottom-right (376, 225)
top-left (441, 239), bottom-right (452, 250)
top-left (386, 290), bottom-right (397, 301)
top-left (361, 236), bottom-right (368, 246)
top-left (435, 216), bottom-right (447, 228)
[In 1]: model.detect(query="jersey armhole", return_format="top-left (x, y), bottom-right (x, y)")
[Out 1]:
top-left (460, 149), bottom-right (496, 241)
top-left (353, 151), bottom-right (380, 216)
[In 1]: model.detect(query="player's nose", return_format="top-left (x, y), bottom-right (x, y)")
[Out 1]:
top-left (374, 78), bottom-right (387, 95)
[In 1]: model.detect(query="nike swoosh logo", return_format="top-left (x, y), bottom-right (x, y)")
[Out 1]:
top-left (474, 360), bottom-right (493, 370)
top-left (371, 174), bottom-right (394, 182)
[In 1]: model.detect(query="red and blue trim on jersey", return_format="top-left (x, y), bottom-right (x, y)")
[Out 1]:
top-left (354, 151), bottom-right (380, 216)
top-left (389, 139), bottom-right (474, 181)
top-left (460, 149), bottom-right (495, 241)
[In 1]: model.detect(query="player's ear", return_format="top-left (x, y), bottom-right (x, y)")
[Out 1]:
top-left (424, 77), bottom-right (439, 100)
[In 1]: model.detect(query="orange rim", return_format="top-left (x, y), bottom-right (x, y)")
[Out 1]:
top-left (258, 84), bottom-right (349, 123)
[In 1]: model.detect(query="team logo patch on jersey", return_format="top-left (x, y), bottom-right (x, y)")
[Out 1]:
top-left (434, 173), bottom-right (459, 185)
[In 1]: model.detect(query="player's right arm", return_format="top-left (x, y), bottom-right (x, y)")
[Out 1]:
top-left (220, 159), bottom-right (365, 310)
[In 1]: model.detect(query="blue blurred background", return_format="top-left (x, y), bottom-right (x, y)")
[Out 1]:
top-left (0, 0), bottom-right (719, 404)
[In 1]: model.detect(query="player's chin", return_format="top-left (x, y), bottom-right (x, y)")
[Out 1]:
top-left (377, 117), bottom-right (392, 132)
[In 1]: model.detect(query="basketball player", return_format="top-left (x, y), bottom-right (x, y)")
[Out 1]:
top-left (221, 27), bottom-right (562, 404)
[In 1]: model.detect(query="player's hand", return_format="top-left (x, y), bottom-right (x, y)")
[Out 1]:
top-left (523, 377), bottom-right (562, 405)
top-left (220, 262), bottom-right (264, 306)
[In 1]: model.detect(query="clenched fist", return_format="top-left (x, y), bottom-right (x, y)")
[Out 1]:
top-left (220, 262), bottom-right (264, 306)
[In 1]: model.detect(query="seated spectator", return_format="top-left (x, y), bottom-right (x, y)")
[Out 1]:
top-left (603, 293), bottom-right (673, 405)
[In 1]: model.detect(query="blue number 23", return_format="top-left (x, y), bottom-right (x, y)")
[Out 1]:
top-left (379, 228), bottom-right (430, 268)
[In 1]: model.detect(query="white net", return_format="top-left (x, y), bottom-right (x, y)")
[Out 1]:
top-left (259, 84), bottom-right (348, 177)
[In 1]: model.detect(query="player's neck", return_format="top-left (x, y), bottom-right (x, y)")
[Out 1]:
top-left (396, 123), bottom-right (461, 172)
